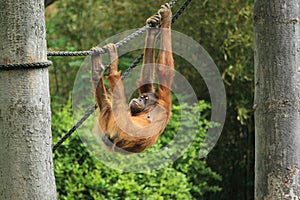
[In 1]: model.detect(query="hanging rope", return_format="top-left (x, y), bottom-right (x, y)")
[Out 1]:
top-left (52, 0), bottom-right (193, 152)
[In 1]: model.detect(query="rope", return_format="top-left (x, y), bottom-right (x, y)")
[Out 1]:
top-left (0, 61), bottom-right (53, 70)
top-left (47, 50), bottom-right (93, 56)
top-left (47, 0), bottom-right (178, 57)
top-left (52, 0), bottom-right (193, 152)
top-left (52, 105), bottom-right (97, 152)
top-left (120, 53), bottom-right (144, 80)
top-left (121, 0), bottom-right (192, 80)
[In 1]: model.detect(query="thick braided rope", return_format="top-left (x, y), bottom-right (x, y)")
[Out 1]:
top-left (0, 61), bottom-right (53, 70)
top-left (121, 0), bottom-right (192, 80)
top-left (52, 0), bottom-right (193, 152)
top-left (47, 0), bottom-right (178, 57)
top-left (52, 105), bottom-right (97, 152)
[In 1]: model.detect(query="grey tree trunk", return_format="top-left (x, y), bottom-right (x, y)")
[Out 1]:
top-left (254, 0), bottom-right (300, 199)
top-left (0, 1), bottom-right (57, 199)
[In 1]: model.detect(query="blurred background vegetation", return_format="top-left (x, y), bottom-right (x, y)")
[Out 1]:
top-left (46, 0), bottom-right (254, 199)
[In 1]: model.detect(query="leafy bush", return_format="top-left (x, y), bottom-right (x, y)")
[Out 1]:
top-left (52, 97), bottom-right (221, 199)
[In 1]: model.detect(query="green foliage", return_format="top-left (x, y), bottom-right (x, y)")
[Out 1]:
top-left (52, 98), bottom-right (220, 199)
top-left (46, 0), bottom-right (254, 126)
top-left (186, 1), bottom-right (255, 199)
top-left (46, 0), bottom-right (255, 199)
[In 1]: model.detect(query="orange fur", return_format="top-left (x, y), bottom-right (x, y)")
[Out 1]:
top-left (93, 4), bottom-right (173, 153)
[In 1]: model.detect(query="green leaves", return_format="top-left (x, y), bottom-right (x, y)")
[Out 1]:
top-left (52, 98), bottom-right (220, 199)
top-left (46, 0), bottom-right (255, 198)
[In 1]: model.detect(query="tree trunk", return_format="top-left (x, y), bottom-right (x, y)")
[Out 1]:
top-left (0, 1), bottom-right (57, 199)
top-left (254, 0), bottom-right (300, 199)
